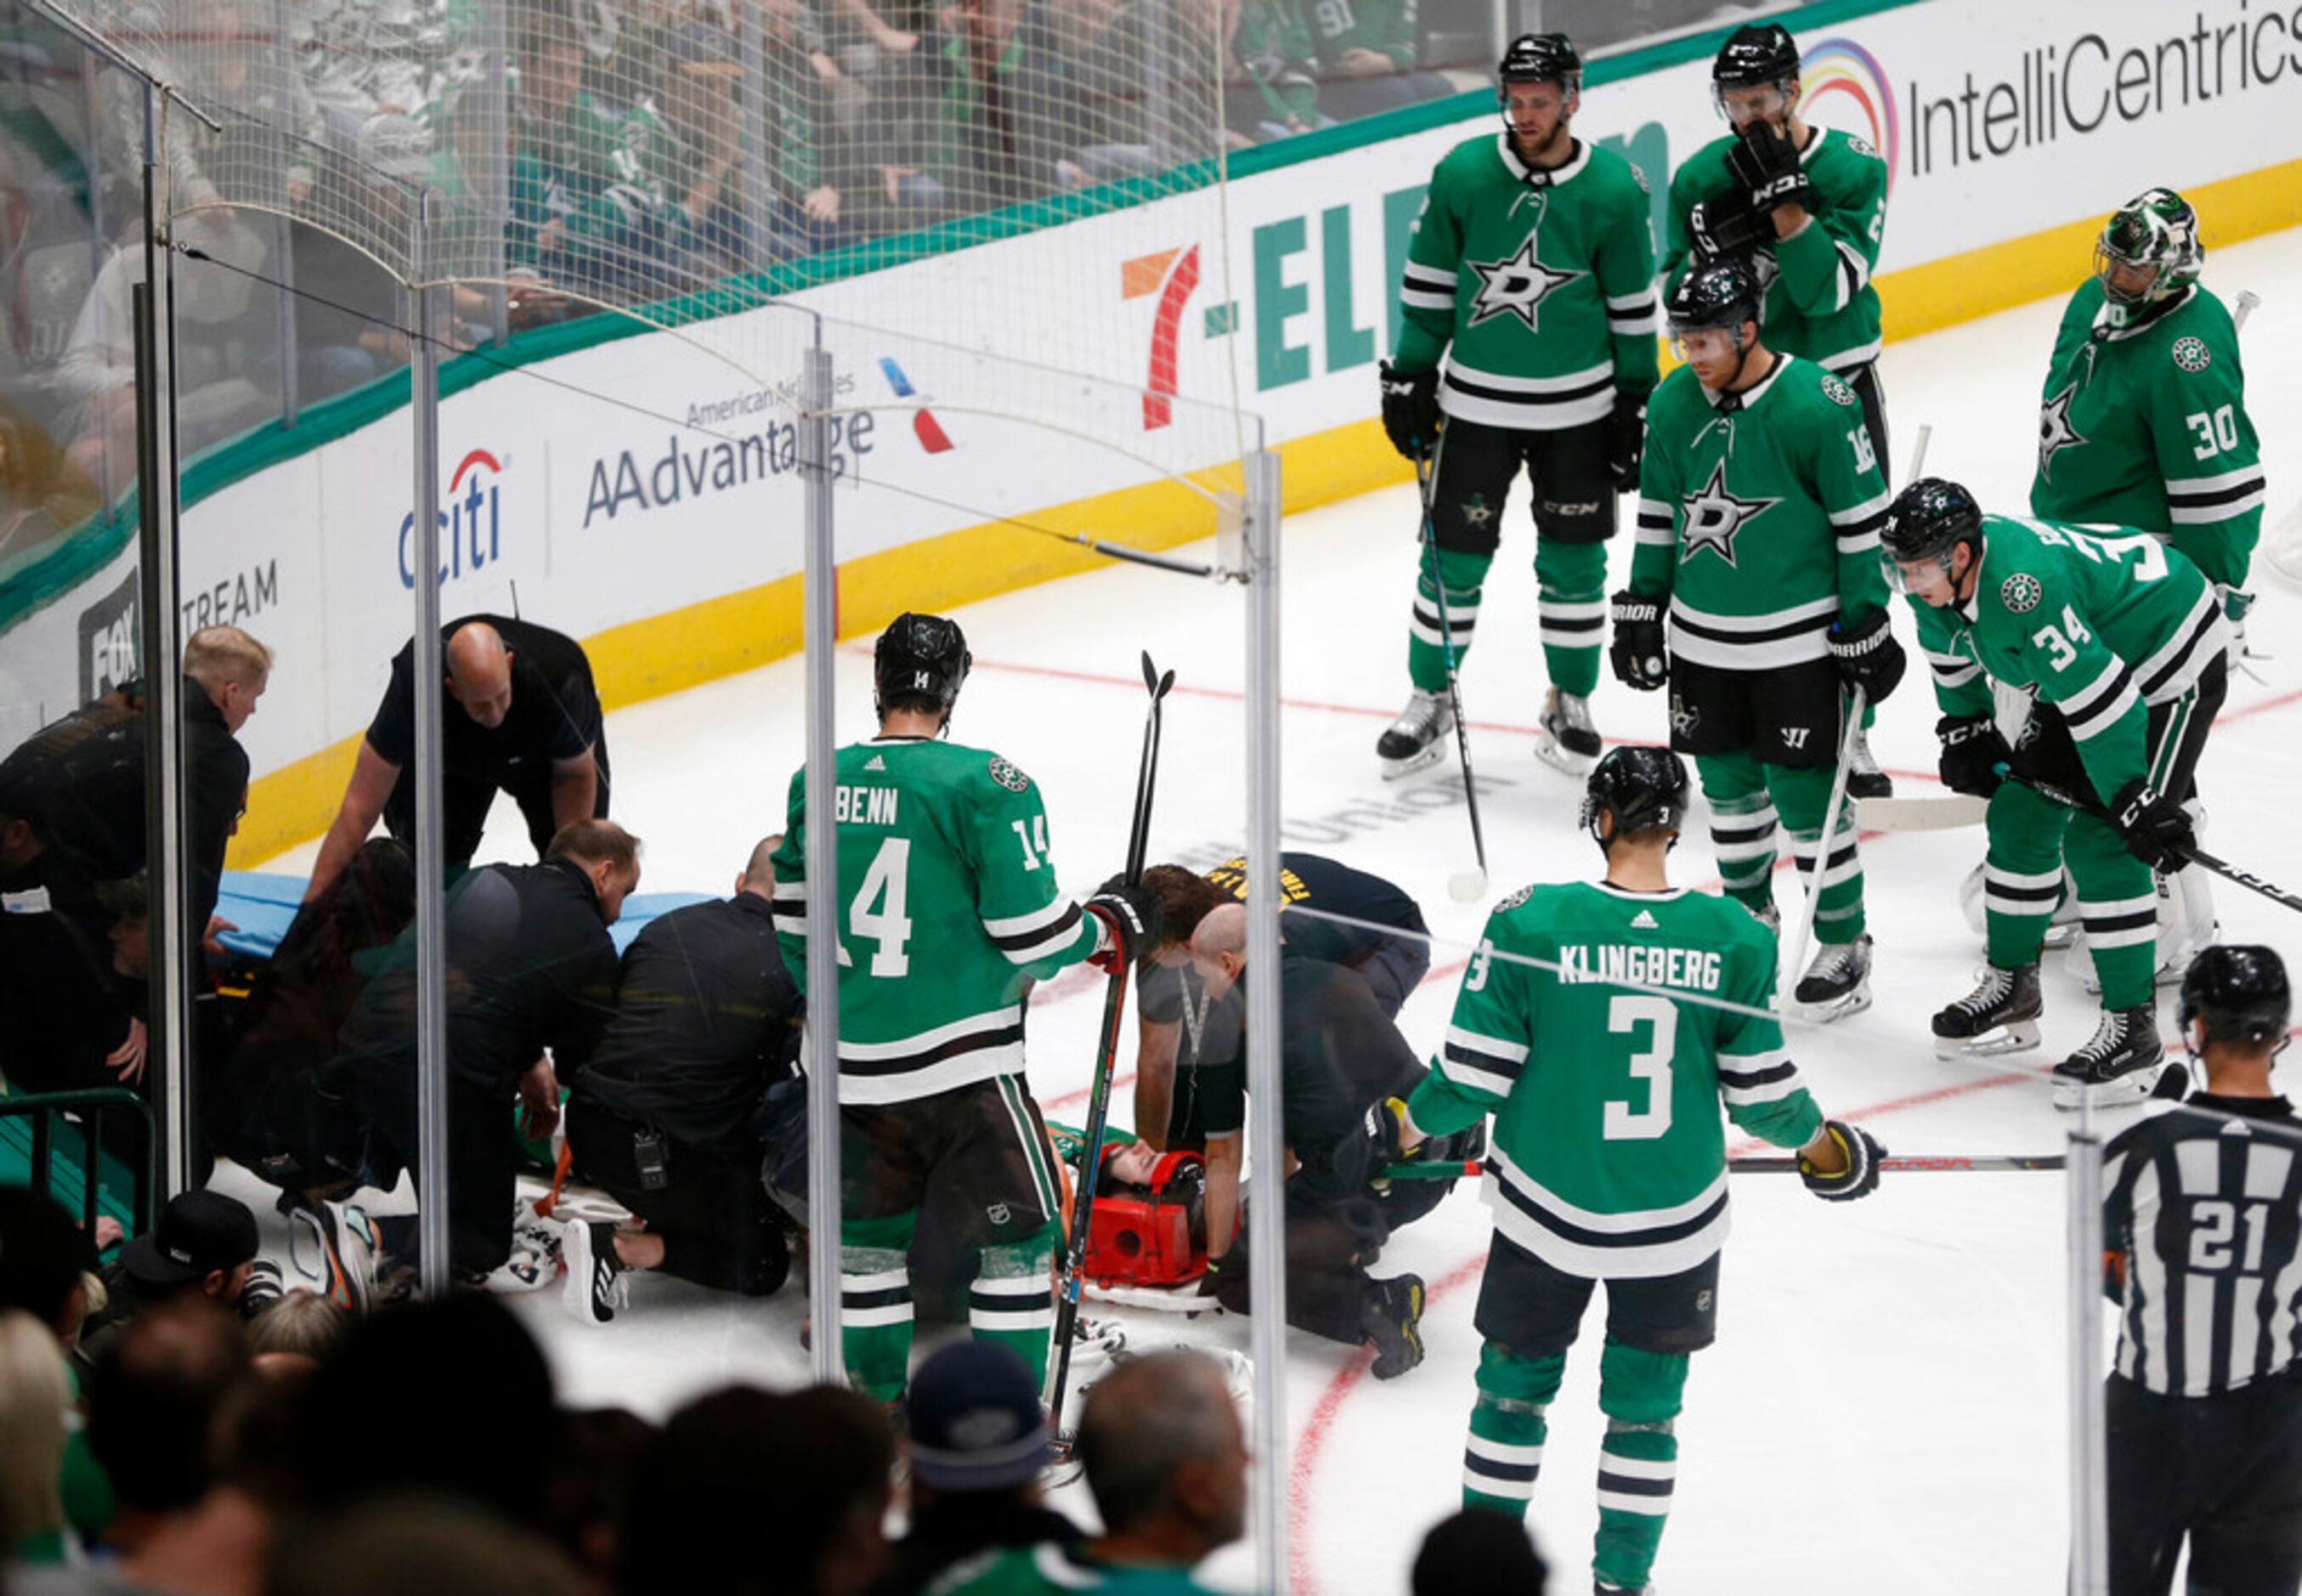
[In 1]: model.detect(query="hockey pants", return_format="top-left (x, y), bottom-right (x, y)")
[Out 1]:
top-left (1698, 751), bottom-right (1866, 942)
top-left (1408, 540), bottom-right (1606, 700)
top-left (839, 1209), bottom-right (1061, 1403)
top-left (1464, 1338), bottom-right (1688, 1592)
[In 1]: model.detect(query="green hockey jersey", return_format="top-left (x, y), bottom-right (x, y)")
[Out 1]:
top-left (929, 1542), bottom-right (1222, 1596)
top-left (1395, 136), bottom-right (1659, 432)
top-left (1405, 881), bottom-right (1822, 1278)
top-left (1909, 515), bottom-right (2227, 806)
top-left (2029, 280), bottom-right (2264, 591)
top-left (1663, 126), bottom-right (1887, 374)
top-left (771, 737), bottom-right (1100, 1105)
top-left (1631, 354), bottom-right (1891, 670)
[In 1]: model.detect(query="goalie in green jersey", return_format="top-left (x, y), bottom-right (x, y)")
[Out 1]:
top-left (1663, 21), bottom-right (1895, 801)
top-left (1375, 31), bottom-right (1660, 780)
top-left (1373, 745), bottom-right (1881, 1595)
top-left (1884, 480), bottom-right (2229, 1109)
top-left (771, 614), bottom-right (1162, 1403)
top-left (2031, 187), bottom-right (2265, 635)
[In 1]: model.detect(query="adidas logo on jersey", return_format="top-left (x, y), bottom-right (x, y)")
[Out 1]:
top-left (1631, 909), bottom-right (1660, 929)
top-left (864, 755), bottom-right (886, 771)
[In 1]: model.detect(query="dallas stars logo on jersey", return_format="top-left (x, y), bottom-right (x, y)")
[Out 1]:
top-left (2038, 381), bottom-right (2087, 480)
top-left (1679, 461), bottom-right (1780, 568)
top-left (1465, 230), bottom-right (1586, 332)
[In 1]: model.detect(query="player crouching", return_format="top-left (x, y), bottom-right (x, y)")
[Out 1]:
top-left (1375, 745), bottom-right (1881, 1595)
top-left (1882, 479), bottom-right (2227, 1109)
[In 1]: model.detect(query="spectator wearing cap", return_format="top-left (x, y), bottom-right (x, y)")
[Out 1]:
top-left (76, 1190), bottom-right (260, 1373)
top-left (933, 1349), bottom-right (1247, 1595)
top-left (879, 1340), bottom-right (1080, 1594)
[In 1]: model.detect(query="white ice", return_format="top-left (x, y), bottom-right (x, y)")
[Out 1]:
top-left (244, 224), bottom-right (2302, 1593)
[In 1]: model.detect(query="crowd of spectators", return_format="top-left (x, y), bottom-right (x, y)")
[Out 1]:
top-left (3, 1178), bottom-right (1551, 1593)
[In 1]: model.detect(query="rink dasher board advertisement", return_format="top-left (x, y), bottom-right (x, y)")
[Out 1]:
top-left (8, 0), bottom-right (2298, 835)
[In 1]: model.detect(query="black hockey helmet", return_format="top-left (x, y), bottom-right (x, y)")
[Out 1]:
top-left (1713, 22), bottom-right (1800, 92)
top-left (1496, 32), bottom-right (1581, 129)
top-left (1880, 478), bottom-right (1983, 592)
top-left (874, 611), bottom-right (971, 719)
top-left (1581, 745), bottom-right (1689, 853)
top-left (1666, 258), bottom-right (1761, 342)
top-left (2180, 944), bottom-right (2292, 1049)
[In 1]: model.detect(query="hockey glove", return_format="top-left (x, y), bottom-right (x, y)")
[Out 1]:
top-left (1199, 1245), bottom-right (1240, 1298)
top-left (1378, 360), bottom-right (1442, 461)
top-left (1799, 1119), bottom-right (1884, 1203)
top-left (1084, 875), bottom-right (1164, 970)
top-left (1935, 714), bottom-right (2008, 797)
top-left (1727, 120), bottom-right (1813, 217)
top-left (1607, 390), bottom-right (1648, 491)
top-left (2109, 779), bottom-right (2196, 874)
top-left (1688, 194), bottom-right (1770, 262)
top-left (1609, 589), bottom-right (1669, 692)
top-left (1361, 1095), bottom-right (1418, 1186)
top-left (1826, 609), bottom-right (1906, 702)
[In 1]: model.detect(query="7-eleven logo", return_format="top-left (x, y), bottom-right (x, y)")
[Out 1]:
top-left (1123, 246), bottom-right (1201, 432)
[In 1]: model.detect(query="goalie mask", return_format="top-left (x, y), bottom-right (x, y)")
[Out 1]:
top-left (2096, 189), bottom-right (2203, 310)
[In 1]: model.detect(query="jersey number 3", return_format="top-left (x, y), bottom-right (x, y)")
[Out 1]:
top-left (1603, 994), bottom-right (1677, 1140)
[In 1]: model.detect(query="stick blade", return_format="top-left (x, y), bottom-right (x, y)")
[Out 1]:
top-left (1856, 793), bottom-right (1988, 832)
top-left (1448, 869), bottom-right (1488, 904)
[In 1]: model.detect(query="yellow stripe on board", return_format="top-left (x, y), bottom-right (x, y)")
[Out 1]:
top-left (233, 160), bottom-right (2302, 867)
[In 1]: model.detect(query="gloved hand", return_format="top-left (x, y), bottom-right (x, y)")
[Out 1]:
top-left (1609, 589), bottom-right (1669, 691)
top-left (1799, 1119), bottom-right (1884, 1202)
top-left (1199, 1246), bottom-right (1240, 1298)
top-left (1727, 119), bottom-right (1813, 216)
top-left (1083, 875), bottom-right (1162, 969)
top-left (1361, 1095), bottom-right (1417, 1184)
top-left (1688, 193), bottom-right (1770, 261)
top-left (1608, 390), bottom-right (1648, 491)
top-left (1378, 360), bottom-right (1442, 461)
top-left (1936, 714), bottom-right (2007, 797)
top-left (2109, 779), bottom-right (2195, 873)
top-left (1827, 609), bottom-right (1905, 702)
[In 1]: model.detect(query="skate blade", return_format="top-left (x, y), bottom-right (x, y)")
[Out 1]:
top-left (1532, 732), bottom-right (1598, 776)
top-left (1932, 1019), bottom-right (2041, 1060)
top-left (2055, 1063), bottom-right (2166, 1112)
top-left (2042, 923), bottom-right (2079, 952)
top-left (1794, 985), bottom-right (1873, 1024)
top-left (1379, 743), bottom-right (1449, 781)
top-left (1847, 774), bottom-right (1894, 801)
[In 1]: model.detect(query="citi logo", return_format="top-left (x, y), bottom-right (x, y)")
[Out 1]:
top-left (400, 448), bottom-right (506, 589)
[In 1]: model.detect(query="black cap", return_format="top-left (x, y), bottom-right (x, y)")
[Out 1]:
top-left (119, 1190), bottom-right (259, 1288)
top-left (905, 1339), bottom-right (1050, 1491)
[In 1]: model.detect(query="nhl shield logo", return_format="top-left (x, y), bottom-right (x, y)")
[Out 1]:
top-left (2171, 336), bottom-right (2212, 372)
top-left (2000, 573), bottom-right (2044, 614)
top-left (987, 756), bottom-right (1031, 792)
top-left (987, 1203), bottom-right (1012, 1225)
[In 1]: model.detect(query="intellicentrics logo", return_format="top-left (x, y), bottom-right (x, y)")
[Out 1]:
top-left (1801, 37), bottom-right (1899, 192)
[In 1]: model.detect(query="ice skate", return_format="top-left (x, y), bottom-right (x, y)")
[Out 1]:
top-left (1793, 933), bottom-right (1872, 1020)
top-left (1846, 723), bottom-right (1891, 799)
top-left (2052, 1005), bottom-right (2166, 1111)
top-left (1534, 687), bottom-right (1602, 774)
top-left (1377, 689), bottom-right (1452, 779)
top-left (1362, 1272), bottom-right (1426, 1380)
top-left (286, 1199), bottom-right (379, 1314)
top-left (1932, 963), bottom-right (2043, 1058)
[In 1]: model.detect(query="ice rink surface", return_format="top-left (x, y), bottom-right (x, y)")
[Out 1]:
top-left (255, 224), bottom-right (2302, 1593)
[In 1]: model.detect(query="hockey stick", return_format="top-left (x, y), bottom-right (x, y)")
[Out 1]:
top-left (2008, 770), bottom-right (2302, 918)
top-left (1412, 444), bottom-right (1490, 903)
top-left (2235, 289), bottom-right (2261, 332)
top-left (1855, 791), bottom-right (1988, 831)
top-left (1382, 1152), bottom-right (2067, 1179)
top-left (1781, 682), bottom-right (1867, 999)
top-left (1046, 650), bottom-right (1174, 1423)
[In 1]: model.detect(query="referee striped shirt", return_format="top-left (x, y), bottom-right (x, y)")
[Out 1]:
top-left (2104, 1094), bottom-right (2302, 1397)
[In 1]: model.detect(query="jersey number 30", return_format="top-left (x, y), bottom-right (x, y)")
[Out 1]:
top-left (1603, 994), bottom-right (1677, 1140)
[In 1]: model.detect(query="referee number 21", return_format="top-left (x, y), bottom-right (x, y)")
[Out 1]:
top-left (2192, 1198), bottom-right (2271, 1272)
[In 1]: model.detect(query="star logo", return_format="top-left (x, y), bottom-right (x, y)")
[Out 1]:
top-left (1677, 460), bottom-right (1779, 568)
top-left (1465, 233), bottom-right (1584, 332)
top-left (2038, 382), bottom-right (2086, 480)
top-left (1461, 495), bottom-right (1496, 528)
